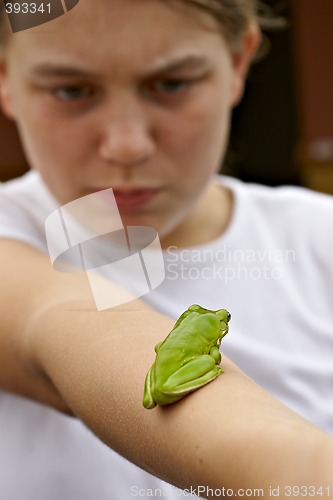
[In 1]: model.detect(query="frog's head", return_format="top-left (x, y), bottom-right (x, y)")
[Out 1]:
top-left (188, 304), bottom-right (230, 334)
top-left (216, 309), bottom-right (231, 324)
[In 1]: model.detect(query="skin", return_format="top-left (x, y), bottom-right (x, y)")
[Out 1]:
top-left (0, 0), bottom-right (259, 248)
top-left (143, 304), bottom-right (230, 408)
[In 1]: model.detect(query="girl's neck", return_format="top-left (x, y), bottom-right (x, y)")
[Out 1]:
top-left (160, 182), bottom-right (233, 250)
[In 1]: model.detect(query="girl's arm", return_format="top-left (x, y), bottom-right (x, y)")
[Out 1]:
top-left (0, 239), bottom-right (332, 498)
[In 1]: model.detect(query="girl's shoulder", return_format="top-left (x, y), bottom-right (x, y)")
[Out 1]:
top-left (215, 175), bottom-right (333, 255)
top-left (218, 174), bottom-right (333, 218)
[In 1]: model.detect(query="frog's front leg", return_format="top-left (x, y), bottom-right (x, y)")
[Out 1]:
top-left (163, 355), bottom-right (222, 397)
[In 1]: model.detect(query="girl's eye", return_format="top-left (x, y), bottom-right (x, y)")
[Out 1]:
top-left (53, 86), bottom-right (93, 101)
top-left (149, 79), bottom-right (191, 96)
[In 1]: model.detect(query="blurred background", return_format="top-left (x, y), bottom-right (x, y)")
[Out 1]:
top-left (1, 0), bottom-right (333, 194)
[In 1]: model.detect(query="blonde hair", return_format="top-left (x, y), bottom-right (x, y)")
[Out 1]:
top-left (0, 0), bottom-right (257, 47)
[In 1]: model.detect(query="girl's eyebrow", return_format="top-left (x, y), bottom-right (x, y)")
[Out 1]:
top-left (146, 55), bottom-right (211, 77)
top-left (30, 55), bottom-right (210, 79)
top-left (30, 65), bottom-right (97, 78)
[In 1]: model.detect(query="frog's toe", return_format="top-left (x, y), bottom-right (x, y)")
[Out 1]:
top-left (143, 367), bottom-right (157, 409)
top-left (143, 395), bottom-right (157, 409)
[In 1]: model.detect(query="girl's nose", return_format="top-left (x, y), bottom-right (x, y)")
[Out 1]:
top-left (98, 103), bottom-right (156, 167)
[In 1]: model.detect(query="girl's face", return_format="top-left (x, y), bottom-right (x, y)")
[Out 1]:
top-left (0, 0), bottom-right (258, 244)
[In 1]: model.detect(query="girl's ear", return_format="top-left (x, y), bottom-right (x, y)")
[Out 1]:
top-left (230, 23), bottom-right (261, 106)
top-left (0, 58), bottom-right (15, 120)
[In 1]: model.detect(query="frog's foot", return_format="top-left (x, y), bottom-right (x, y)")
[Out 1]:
top-left (210, 345), bottom-right (222, 364)
top-left (142, 367), bottom-right (157, 409)
top-left (163, 355), bottom-right (223, 397)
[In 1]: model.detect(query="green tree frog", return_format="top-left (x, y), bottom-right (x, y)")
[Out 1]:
top-left (143, 304), bottom-right (231, 409)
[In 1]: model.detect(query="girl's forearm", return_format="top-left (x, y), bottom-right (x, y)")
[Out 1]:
top-left (28, 299), bottom-right (333, 498)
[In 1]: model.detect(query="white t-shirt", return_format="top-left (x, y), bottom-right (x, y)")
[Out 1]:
top-left (1, 170), bottom-right (333, 499)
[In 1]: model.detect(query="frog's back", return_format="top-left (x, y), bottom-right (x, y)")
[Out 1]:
top-left (168, 312), bottom-right (219, 344)
top-left (156, 313), bottom-right (220, 366)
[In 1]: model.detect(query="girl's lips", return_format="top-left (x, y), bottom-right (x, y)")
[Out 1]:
top-left (111, 188), bottom-right (161, 209)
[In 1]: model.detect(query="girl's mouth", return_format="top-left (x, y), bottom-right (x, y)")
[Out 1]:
top-left (112, 188), bottom-right (161, 210)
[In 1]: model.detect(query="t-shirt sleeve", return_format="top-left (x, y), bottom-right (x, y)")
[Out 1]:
top-left (283, 187), bottom-right (333, 298)
top-left (0, 186), bottom-right (47, 253)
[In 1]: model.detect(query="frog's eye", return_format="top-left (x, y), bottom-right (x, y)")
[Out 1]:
top-left (227, 311), bottom-right (231, 322)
